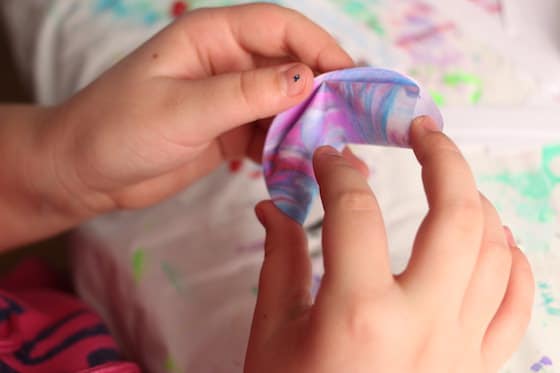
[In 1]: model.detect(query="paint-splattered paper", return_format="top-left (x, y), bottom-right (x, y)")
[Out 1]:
top-left (3, 0), bottom-right (555, 372)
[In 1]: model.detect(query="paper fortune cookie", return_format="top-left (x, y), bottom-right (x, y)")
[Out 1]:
top-left (263, 67), bottom-right (443, 224)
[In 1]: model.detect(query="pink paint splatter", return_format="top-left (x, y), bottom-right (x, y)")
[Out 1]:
top-left (468, 0), bottom-right (502, 14)
top-left (396, 22), bottom-right (456, 47)
top-left (170, 1), bottom-right (188, 18)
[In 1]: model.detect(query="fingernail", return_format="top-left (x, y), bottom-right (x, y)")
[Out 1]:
top-left (413, 116), bottom-right (440, 132)
top-left (503, 225), bottom-right (516, 247)
top-left (280, 63), bottom-right (306, 96)
top-left (315, 145), bottom-right (341, 157)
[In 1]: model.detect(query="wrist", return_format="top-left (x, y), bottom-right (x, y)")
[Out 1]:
top-left (0, 105), bottom-right (92, 248)
top-left (30, 103), bottom-right (116, 221)
top-left (19, 105), bottom-right (102, 223)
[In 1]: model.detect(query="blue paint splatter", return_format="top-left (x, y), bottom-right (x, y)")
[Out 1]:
top-left (94, 0), bottom-right (166, 25)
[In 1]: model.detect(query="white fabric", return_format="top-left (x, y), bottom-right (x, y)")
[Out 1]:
top-left (1, 1), bottom-right (559, 372)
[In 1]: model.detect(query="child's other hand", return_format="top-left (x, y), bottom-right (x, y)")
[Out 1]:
top-left (245, 116), bottom-right (534, 373)
top-left (40, 4), bottom-right (353, 215)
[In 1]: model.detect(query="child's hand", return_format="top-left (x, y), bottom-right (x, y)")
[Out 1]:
top-left (40, 4), bottom-right (353, 215)
top-left (245, 116), bottom-right (534, 373)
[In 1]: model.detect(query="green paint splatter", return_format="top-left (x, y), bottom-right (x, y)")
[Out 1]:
top-left (480, 144), bottom-right (560, 224)
top-left (481, 173), bottom-right (553, 223)
top-left (132, 249), bottom-right (146, 283)
top-left (443, 72), bottom-right (480, 85)
top-left (343, 0), bottom-right (366, 14)
top-left (470, 89), bottom-right (482, 104)
top-left (251, 286), bottom-right (258, 296)
top-left (365, 14), bottom-right (385, 36)
top-left (164, 355), bottom-right (179, 372)
top-left (331, 0), bottom-right (385, 36)
top-left (162, 261), bottom-right (184, 293)
top-left (442, 72), bottom-right (483, 104)
top-left (430, 91), bottom-right (445, 106)
top-left (543, 144), bottom-right (560, 182)
top-left (476, 145), bottom-right (556, 251)
top-left (493, 170), bottom-right (551, 199)
top-left (538, 282), bottom-right (560, 317)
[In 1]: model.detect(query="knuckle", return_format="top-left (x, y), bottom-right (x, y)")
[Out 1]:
top-left (419, 134), bottom-right (463, 165)
top-left (445, 197), bottom-right (483, 228)
top-left (286, 288), bottom-right (312, 313)
top-left (425, 132), bottom-right (458, 153)
top-left (332, 189), bottom-right (377, 212)
top-left (238, 72), bottom-right (258, 116)
top-left (345, 297), bottom-right (380, 341)
top-left (343, 292), bottom-right (405, 343)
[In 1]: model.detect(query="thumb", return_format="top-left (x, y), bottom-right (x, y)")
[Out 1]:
top-left (248, 201), bottom-right (312, 343)
top-left (164, 63), bottom-right (314, 144)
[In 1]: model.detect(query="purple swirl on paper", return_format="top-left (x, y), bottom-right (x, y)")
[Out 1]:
top-left (263, 67), bottom-right (443, 224)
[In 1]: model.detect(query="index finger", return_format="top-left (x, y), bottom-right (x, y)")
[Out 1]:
top-left (227, 4), bottom-right (354, 72)
top-left (146, 4), bottom-right (354, 77)
top-left (400, 117), bottom-right (484, 311)
top-left (313, 146), bottom-right (393, 296)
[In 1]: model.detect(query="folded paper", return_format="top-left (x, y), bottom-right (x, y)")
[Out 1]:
top-left (263, 67), bottom-right (444, 223)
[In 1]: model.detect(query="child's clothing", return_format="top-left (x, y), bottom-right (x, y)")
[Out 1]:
top-left (1, 1), bottom-right (559, 373)
top-left (0, 259), bottom-right (139, 372)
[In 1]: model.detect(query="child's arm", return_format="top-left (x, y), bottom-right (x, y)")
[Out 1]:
top-left (0, 105), bottom-right (84, 248)
top-left (0, 4), bottom-right (353, 250)
top-left (245, 116), bottom-right (534, 373)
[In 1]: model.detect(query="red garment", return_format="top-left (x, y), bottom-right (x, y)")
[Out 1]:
top-left (0, 258), bottom-right (140, 372)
